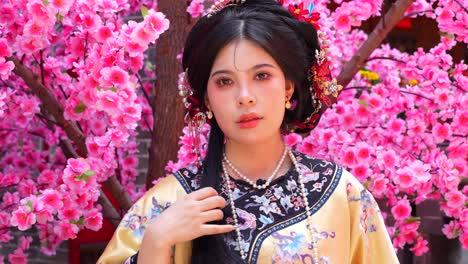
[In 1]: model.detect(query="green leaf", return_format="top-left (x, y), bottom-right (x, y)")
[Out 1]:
top-left (43, 0), bottom-right (49, 6)
top-left (358, 99), bottom-right (368, 108)
top-left (56, 13), bottom-right (64, 21)
top-left (26, 201), bottom-right (33, 211)
top-left (83, 170), bottom-right (95, 177)
top-left (404, 216), bottom-right (421, 223)
top-left (141, 6), bottom-right (149, 17)
top-left (74, 101), bottom-right (87, 114)
top-left (74, 170), bottom-right (95, 182)
top-left (145, 61), bottom-right (153, 71)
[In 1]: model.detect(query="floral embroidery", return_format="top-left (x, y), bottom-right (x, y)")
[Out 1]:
top-left (176, 151), bottom-right (339, 260)
top-left (122, 197), bottom-right (171, 237)
top-left (347, 182), bottom-right (379, 233)
top-left (270, 227), bottom-right (335, 264)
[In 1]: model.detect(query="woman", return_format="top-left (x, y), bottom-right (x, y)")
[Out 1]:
top-left (98, 0), bottom-right (399, 263)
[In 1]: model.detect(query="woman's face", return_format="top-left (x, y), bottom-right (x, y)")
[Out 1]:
top-left (206, 39), bottom-right (294, 145)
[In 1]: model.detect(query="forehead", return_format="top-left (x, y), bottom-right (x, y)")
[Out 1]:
top-left (210, 39), bottom-right (279, 73)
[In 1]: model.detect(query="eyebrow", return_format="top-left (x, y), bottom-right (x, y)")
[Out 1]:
top-left (210, 63), bottom-right (276, 78)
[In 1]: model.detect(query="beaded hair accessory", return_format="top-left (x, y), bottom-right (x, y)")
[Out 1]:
top-left (207, 0), bottom-right (246, 17)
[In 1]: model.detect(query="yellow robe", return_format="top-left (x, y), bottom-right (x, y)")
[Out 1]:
top-left (98, 152), bottom-right (399, 264)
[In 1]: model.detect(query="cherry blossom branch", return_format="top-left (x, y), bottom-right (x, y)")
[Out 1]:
top-left (454, 0), bottom-right (468, 13)
top-left (39, 50), bottom-right (45, 86)
top-left (137, 74), bottom-right (155, 113)
top-left (365, 56), bottom-right (406, 64)
top-left (399, 90), bottom-right (434, 102)
top-left (404, 10), bottom-right (434, 18)
top-left (6, 56), bottom-right (133, 215)
top-left (342, 86), bottom-right (370, 91)
top-left (337, 0), bottom-right (415, 88)
top-left (7, 56), bottom-right (87, 154)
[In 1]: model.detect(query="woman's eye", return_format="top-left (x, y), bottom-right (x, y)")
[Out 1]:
top-left (256, 72), bottom-right (270, 80)
top-left (216, 78), bottom-right (233, 86)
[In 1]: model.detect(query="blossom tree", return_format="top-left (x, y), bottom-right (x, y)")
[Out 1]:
top-left (0, 0), bottom-right (466, 262)
top-left (1, 0), bottom-right (168, 261)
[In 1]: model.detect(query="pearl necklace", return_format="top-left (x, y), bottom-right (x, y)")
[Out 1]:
top-left (221, 149), bottom-right (320, 263)
top-left (223, 146), bottom-right (288, 190)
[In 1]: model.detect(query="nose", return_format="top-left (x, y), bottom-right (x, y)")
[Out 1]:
top-left (237, 83), bottom-right (256, 107)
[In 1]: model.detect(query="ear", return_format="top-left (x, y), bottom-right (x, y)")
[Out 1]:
top-left (204, 96), bottom-right (211, 110)
top-left (285, 80), bottom-right (295, 101)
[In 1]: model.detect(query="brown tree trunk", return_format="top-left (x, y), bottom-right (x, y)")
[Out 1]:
top-left (146, 1), bottom-right (193, 187)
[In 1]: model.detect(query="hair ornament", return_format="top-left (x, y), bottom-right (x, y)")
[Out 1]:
top-left (206, 0), bottom-right (246, 18)
top-left (282, 1), bottom-right (342, 132)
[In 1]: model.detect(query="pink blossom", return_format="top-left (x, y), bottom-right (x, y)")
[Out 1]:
top-left (442, 221), bottom-right (460, 239)
top-left (394, 167), bottom-right (416, 189)
top-left (432, 122), bottom-right (452, 143)
top-left (19, 236), bottom-right (33, 251)
top-left (40, 189), bottom-right (63, 209)
top-left (0, 38), bottom-right (12, 57)
top-left (50, 0), bottom-right (74, 15)
top-left (454, 110), bottom-right (468, 128)
top-left (96, 90), bottom-right (121, 114)
top-left (187, 1), bottom-right (204, 18)
top-left (460, 233), bottom-right (468, 249)
top-left (8, 250), bottom-right (28, 264)
top-left (0, 57), bottom-right (15, 80)
top-left (371, 176), bottom-right (389, 197)
top-left (145, 10), bottom-right (170, 35)
top-left (445, 190), bottom-right (465, 209)
top-left (85, 209), bottom-right (103, 231)
top-left (58, 206), bottom-right (80, 221)
top-left (67, 158), bottom-right (90, 174)
top-left (27, 1), bottom-right (52, 22)
top-left (11, 207), bottom-right (36, 231)
top-left (355, 143), bottom-right (371, 161)
top-left (37, 170), bottom-right (57, 186)
top-left (100, 66), bottom-right (129, 87)
top-left (410, 236), bottom-right (429, 256)
top-left (122, 156), bottom-right (138, 168)
top-left (381, 150), bottom-right (397, 169)
top-left (283, 133), bottom-right (302, 147)
top-left (53, 221), bottom-right (78, 240)
top-left (388, 118), bottom-right (405, 134)
top-left (96, 26), bottom-right (113, 42)
top-left (391, 198), bottom-right (412, 221)
top-left (335, 12), bottom-right (352, 32)
top-left (342, 149), bottom-right (356, 167)
top-left (131, 24), bottom-right (153, 45)
top-left (352, 164), bottom-right (368, 181)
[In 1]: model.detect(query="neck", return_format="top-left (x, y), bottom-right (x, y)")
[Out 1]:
top-left (224, 133), bottom-right (291, 182)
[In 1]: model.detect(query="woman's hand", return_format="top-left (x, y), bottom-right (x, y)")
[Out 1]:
top-left (138, 187), bottom-right (235, 263)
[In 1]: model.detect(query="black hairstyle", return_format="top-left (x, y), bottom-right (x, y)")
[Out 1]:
top-left (181, 0), bottom-right (321, 262)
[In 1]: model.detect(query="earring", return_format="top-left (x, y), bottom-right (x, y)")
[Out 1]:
top-left (207, 110), bottom-right (213, 119)
top-left (285, 100), bottom-right (291, 110)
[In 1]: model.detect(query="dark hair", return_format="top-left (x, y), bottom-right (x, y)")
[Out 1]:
top-left (182, 0), bottom-right (320, 262)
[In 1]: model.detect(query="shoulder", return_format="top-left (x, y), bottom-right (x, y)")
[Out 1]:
top-left (293, 150), bottom-right (366, 198)
top-left (171, 164), bottom-right (203, 193)
top-left (293, 150), bottom-right (343, 180)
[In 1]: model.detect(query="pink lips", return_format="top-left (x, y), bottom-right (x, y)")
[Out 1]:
top-left (237, 113), bottom-right (262, 129)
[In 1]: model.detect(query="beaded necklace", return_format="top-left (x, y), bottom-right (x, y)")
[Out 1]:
top-left (221, 149), bottom-right (320, 263)
top-left (223, 146), bottom-right (288, 190)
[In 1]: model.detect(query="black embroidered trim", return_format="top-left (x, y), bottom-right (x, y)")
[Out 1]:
top-left (172, 152), bottom-right (343, 263)
top-left (249, 166), bottom-right (342, 263)
top-left (173, 170), bottom-right (193, 193)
